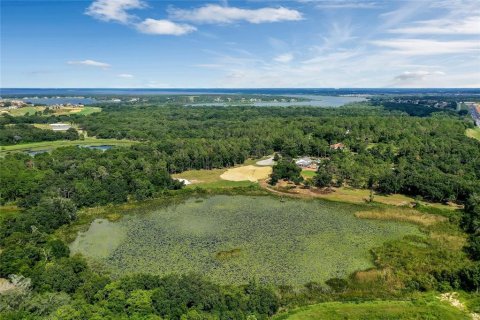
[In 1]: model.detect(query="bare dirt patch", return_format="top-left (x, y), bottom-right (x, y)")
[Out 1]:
top-left (220, 165), bottom-right (272, 182)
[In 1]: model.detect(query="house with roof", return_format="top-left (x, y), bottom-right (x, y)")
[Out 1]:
top-left (295, 157), bottom-right (313, 167)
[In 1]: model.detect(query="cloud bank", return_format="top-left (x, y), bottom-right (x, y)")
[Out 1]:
top-left (168, 4), bottom-right (303, 24)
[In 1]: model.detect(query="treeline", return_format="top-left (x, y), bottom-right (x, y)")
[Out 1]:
top-left (2, 104), bottom-right (479, 204)
top-left (462, 194), bottom-right (480, 261)
top-left (0, 147), bottom-right (183, 207)
top-left (0, 124), bottom-right (79, 145)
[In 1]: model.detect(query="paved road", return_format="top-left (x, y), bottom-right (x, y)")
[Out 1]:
top-left (468, 103), bottom-right (480, 127)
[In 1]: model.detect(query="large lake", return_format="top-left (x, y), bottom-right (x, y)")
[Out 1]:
top-left (23, 97), bottom-right (97, 105)
top-left (70, 195), bottom-right (420, 286)
top-left (187, 95), bottom-right (367, 108)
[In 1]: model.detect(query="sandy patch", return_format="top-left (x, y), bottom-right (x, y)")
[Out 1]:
top-left (0, 278), bottom-right (15, 294)
top-left (220, 165), bottom-right (272, 182)
top-left (439, 292), bottom-right (480, 320)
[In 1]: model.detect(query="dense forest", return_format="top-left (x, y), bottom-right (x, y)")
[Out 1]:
top-left (1, 100), bottom-right (479, 319)
top-left (3, 103), bottom-right (479, 205)
top-left (0, 124), bottom-right (79, 145)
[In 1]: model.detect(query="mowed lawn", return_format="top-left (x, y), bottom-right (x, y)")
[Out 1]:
top-left (274, 299), bottom-right (470, 320)
top-left (172, 166), bottom-right (260, 189)
top-left (466, 127), bottom-right (480, 141)
top-left (0, 137), bottom-right (136, 156)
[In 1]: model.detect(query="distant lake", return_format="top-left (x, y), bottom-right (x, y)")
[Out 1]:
top-left (3, 88), bottom-right (479, 96)
top-left (81, 145), bottom-right (113, 151)
top-left (188, 95), bottom-right (367, 108)
top-left (23, 97), bottom-right (96, 105)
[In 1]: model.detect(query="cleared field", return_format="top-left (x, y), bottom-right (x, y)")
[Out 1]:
top-left (274, 299), bottom-right (470, 320)
top-left (0, 137), bottom-right (136, 156)
top-left (4, 106), bottom-right (44, 116)
top-left (466, 128), bottom-right (480, 141)
top-left (266, 183), bottom-right (461, 211)
top-left (220, 165), bottom-right (272, 181)
top-left (2, 105), bottom-right (101, 116)
top-left (76, 106), bottom-right (102, 115)
top-left (172, 165), bottom-right (270, 188)
top-left (70, 195), bottom-right (421, 286)
top-left (172, 168), bottom-right (226, 184)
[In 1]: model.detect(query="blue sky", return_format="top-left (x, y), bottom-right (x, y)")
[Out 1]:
top-left (1, 0), bottom-right (479, 88)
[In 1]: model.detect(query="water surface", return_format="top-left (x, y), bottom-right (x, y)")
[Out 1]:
top-left (70, 195), bottom-right (421, 285)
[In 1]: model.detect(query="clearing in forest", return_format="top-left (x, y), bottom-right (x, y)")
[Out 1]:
top-left (220, 165), bottom-right (272, 181)
top-left (466, 128), bottom-right (480, 141)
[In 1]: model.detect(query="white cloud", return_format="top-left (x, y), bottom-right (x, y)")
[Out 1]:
top-left (371, 39), bottom-right (480, 55)
top-left (86, 0), bottom-right (145, 23)
top-left (136, 18), bottom-right (196, 35)
top-left (168, 4), bottom-right (303, 24)
top-left (394, 70), bottom-right (445, 81)
top-left (274, 53), bottom-right (294, 63)
top-left (117, 73), bottom-right (134, 78)
top-left (67, 59), bottom-right (111, 68)
top-left (389, 16), bottom-right (480, 34)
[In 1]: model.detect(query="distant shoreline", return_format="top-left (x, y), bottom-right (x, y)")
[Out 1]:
top-left (2, 87), bottom-right (480, 97)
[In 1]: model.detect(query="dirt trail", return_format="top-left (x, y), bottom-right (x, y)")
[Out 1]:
top-left (439, 292), bottom-right (479, 320)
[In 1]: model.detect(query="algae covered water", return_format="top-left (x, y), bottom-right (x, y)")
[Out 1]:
top-left (70, 195), bottom-right (421, 286)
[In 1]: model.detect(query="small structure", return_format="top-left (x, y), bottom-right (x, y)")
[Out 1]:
top-left (50, 123), bottom-right (71, 131)
top-left (330, 143), bottom-right (346, 150)
top-left (295, 157), bottom-right (312, 167)
top-left (174, 178), bottom-right (192, 185)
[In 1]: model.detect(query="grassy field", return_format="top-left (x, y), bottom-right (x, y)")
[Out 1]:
top-left (354, 208), bottom-right (447, 227)
top-left (172, 168), bottom-right (227, 184)
top-left (4, 106), bottom-right (44, 116)
top-left (0, 137), bottom-right (136, 156)
top-left (0, 204), bottom-right (20, 222)
top-left (274, 298), bottom-right (470, 320)
top-left (172, 166), bottom-right (262, 189)
top-left (301, 169), bottom-right (316, 179)
top-left (268, 183), bottom-right (460, 212)
top-left (3, 105), bottom-right (101, 116)
top-left (76, 106), bottom-right (102, 115)
top-left (466, 127), bottom-right (480, 141)
top-left (70, 195), bottom-right (421, 286)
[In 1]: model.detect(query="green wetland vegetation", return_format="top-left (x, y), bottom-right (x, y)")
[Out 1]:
top-left (70, 195), bottom-right (420, 286)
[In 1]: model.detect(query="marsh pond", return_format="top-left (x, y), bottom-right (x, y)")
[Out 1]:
top-left (70, 195), bottom-right (421, 286)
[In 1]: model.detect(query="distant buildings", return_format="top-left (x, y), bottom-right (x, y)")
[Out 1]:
top-left (466, 102), bottom-right (480, 127)
top-left (0, 99), bottom-right (29, 108)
